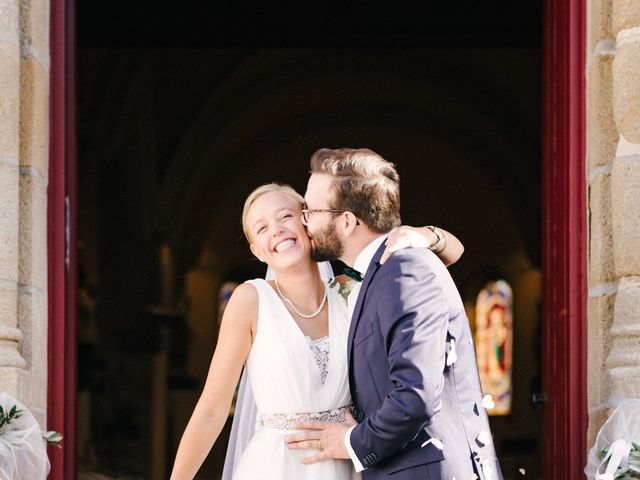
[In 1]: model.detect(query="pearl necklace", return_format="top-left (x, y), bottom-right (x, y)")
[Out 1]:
top-left (274, 278), bottom-right (327, 319)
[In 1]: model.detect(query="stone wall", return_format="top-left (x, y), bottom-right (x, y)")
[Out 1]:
top-left (0, 0), bottom-right (49, 424)
top-left (587, 0), bottom-right (640, 444)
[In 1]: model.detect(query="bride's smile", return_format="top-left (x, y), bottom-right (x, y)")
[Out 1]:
top-left (273, 238), bottom-right (296, 253)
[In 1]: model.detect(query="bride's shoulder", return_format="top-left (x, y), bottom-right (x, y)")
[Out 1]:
top-left (223, 282), bottom-right (259, 320)
top-left (231, 282), bottom-right (259, 302)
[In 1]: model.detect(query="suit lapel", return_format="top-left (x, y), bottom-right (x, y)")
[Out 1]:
top-left (347, 242), bottom-right (386, 364)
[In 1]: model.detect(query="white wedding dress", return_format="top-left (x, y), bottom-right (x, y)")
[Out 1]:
top-left (231, 278), bottom-right (354, 480)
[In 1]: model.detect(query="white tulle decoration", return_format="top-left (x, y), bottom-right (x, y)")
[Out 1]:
top-left (585, 399), bottom-right (640, 479)
top-left (0, 392), bottom-right (50, 480)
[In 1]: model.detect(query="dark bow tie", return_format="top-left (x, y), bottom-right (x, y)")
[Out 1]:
top-left (342, 266), bottom-right (363, 282)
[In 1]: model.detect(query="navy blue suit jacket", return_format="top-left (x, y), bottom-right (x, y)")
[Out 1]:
top-left (347, 244), bottom-right (502, 480)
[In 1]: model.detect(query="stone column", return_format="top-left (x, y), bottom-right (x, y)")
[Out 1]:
top-left (608, 120), bottom-right (640, 403)
top-left (608, 1), bottom-right (640, 399)
top-left (0, 0), bottom-right (26, 389)
top-left (0, 0), bottom-right (49, 424)
top-left (587, 0), bottom-right (618, 444)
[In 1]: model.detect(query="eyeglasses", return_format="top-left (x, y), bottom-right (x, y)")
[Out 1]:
top-left (301, 207), bottom-right (344, 223)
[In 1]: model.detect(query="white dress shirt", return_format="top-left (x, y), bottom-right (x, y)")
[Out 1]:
top-left (344, 234), bottom-right (389, 472)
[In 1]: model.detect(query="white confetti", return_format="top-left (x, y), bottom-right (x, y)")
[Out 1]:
top-left (482, 462), bottom-right (494, 480)
top-left (481, 394), bottom-right (495, 409)
top-left (476, 430), bottom-right (491, 446)
top-left (446, 339), bottom-right (458, 366)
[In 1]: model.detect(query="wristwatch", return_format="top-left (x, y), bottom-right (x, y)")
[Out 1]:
top-left (425, 225), bottom-right (446, 253)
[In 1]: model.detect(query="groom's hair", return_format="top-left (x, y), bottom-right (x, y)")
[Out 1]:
top-left (309, 148), bottom-right (401, 233)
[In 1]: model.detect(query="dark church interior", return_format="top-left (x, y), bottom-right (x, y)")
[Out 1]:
top-left (76, 2), bottom-right (542, 478)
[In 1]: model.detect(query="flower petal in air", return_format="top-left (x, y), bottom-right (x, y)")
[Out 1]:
top-left (481, 395), bottom-right (495, 409)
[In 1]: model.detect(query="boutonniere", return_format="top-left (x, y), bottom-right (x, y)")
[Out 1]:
top-left (329, 277), bottom-right (357, 301)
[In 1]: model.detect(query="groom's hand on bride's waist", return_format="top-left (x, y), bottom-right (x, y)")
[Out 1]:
top-left (284, 410), bottom-right (356, 464)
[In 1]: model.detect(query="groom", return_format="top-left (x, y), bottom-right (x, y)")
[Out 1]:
top-left (286, 148), bottom-right (502, 479)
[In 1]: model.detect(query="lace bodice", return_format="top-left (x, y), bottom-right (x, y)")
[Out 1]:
top-left (306, 336), bottom-right (330, 384)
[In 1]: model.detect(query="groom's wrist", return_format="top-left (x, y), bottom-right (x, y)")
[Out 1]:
top-left (344, 425), bottom-right (366, 472)
top-left (424, 225), bottom-right (446, 253)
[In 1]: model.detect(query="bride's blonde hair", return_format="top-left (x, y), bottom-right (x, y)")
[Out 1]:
top-left (241, 183), bottom-right (304, 242)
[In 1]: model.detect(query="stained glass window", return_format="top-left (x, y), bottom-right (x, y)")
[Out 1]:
top-left (475, 280), bottom-right (513, 416)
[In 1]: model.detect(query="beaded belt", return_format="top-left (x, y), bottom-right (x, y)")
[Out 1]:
top-left (261, 405), bottom-right (351, 430)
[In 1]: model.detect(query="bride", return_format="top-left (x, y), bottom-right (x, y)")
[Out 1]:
top-left (169, 183), bottom-right (463, 479)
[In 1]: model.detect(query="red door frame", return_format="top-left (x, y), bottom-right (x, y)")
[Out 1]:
top-left (542, 0), bottom-right (588, 478)
top-left (47, 1), bottom-right (588, 477)
top-left (48, 0), bottom-right (77, 477)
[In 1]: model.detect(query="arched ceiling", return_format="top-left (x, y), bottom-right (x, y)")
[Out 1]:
top-left (155, 49), bottom-right (541, 276)
top-left (78, 47), bottom-right (541, 283)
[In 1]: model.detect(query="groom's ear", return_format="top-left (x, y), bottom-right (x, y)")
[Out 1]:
top-left (342, 211), bottom-right (360, 237)
top-left (249, 244), bottom-right (265, 263)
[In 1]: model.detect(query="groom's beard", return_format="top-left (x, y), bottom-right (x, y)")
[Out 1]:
top-left (310, 222), bottom-right (343, 262)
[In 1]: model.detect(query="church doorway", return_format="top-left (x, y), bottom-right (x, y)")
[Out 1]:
top-left (47, 1), bottom-right (587, 478)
